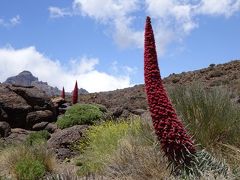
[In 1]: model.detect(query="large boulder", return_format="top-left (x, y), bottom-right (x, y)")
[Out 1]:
top-left (0, 121), bottom-right (11, 137)
top-left (32, 122), bottom-right (58, 133)
top-left (0, 84), bottom-right (57, 129)
top-left (0, 84), bottom-right (32, 128)
top-left (26, 110), bottom-right (54, 128)
top-left (9, 84), bottom-right (51, 108)
top-left (47, 125), bottom-right (88, 160)
top-left (3, 128), bottom-right (32, 145)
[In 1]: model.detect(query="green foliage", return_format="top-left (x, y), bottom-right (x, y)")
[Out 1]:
top-left (56, 104), bottom-right (103, 129)
top-left (169, 150), bottom-right (228, 179)
top-left (25, 130), bottom-right (50, 146)
top-left (15, 157), bottom-right (45, 180)
top-left (167, 84), bottom-right (240, 148)
top-left (0, 144), bottom-right (55, 179)
top-left (76, 118), bottom-right (147, 176)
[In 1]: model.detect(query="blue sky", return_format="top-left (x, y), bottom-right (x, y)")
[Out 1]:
top-left (0, 0), bottom-right (240, 92)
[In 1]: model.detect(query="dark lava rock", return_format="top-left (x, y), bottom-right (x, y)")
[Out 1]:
top-left (0, 84), bottom-right (32, 128)
top-left (26, 110), bottom-right (54, 128)
top-left (0, 121), bottom-right (11, 137)
top-left (47, 125), bottom-right (88, 160)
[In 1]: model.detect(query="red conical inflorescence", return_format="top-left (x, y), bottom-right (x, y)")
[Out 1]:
top-left (61, 87), bottom-right (65, 99)
top-left (72, 81), bottom-right (78, 104)
top-left (144, 16), bottom-right (196, 165)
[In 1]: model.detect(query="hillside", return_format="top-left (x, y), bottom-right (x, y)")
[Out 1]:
top-left (75, 60), bottom-right (240, 117)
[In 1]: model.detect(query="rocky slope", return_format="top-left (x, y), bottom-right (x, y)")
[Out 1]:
top-left (75, 60), bottom-right (240, 118)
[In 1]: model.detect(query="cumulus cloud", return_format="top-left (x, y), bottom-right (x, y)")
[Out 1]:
top-left (196, 0), bottom-right (240, 17)
top-left (0, 46), bottom-right (132, 92)
top-left (0, 15), bottom-right (21, 27)
top-left (49, 0), bottom-right (240, 54)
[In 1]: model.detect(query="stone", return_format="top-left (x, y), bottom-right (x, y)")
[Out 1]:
top-left (47, 125), bottom-right (88, 160)
top-left (9, 84), bottom-right (51, 108)
top-left (26, 110), bottom-right (54, 128)
top-left (0, 84), bottom-right (32, 128)
top-left (130, 109), bottom-right (146, 115)
top-left (0, 121), bottom-right (11, 137)
top-left (4, 128), bottom-right (32, 145)
top-left (32, 122), bottom-right (49, 131)
top-left (51, 97), bottom-right (66, 107)
top-left (45, 123), bottom-right (58, 133)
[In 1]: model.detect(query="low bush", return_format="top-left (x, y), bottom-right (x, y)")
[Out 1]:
top-left (56, 104), bottom-right (103, 129)
top-left (25, 130), bottom-right (50, 146)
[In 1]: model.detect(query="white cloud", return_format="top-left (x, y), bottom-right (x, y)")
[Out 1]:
top-left (48, 7), bottom-right (73, 18)
top-left (0, 15), bottom-right (21, 27)
top-left (196, 0), bottom-right (240, 17)
top-left (0, 46), bottom-right (132, 92)
top-left (49, 0), bottom-right (240, 54)
top-left (57, 0), bottom-right (144, 48)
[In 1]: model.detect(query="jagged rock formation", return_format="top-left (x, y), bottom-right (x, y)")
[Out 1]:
top-left (5, 71), bottom-right (60, 96)
top-left (4, 71), bottom-right (89, 96)
top-left (5, 71), bottom-right (38, 86)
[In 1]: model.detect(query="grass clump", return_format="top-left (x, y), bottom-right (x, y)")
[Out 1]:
top-left (0, 144), bottom-right (56, 179)
top-left (15, 157), bottom-right (45, 180)
top-left (56, 104), bottom-right (103, 129)
top-left (25, 130), bottom-right (50, 146)
top-left (168, 84), bottom-right (240, 148)
top-left (167, 83), bottom-right (240, 174)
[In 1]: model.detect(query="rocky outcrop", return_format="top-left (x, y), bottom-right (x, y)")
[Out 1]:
top-left (0, 84), bottom-right (32, 128)
top-left (0, 84), bottom-right (56, 130)
top-left (47, 125), bottom-right (88, 160)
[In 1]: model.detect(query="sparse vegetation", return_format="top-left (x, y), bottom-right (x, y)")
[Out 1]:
top-left (168, 84), bottom-right (240, 148)
top-left (168, 83), bottom-right (240, 174)
top-left (56, 104), bottom-right (104, 129)
top-left (76, 118), bottom-right (144, 176)
top-left (0, 144), bottom-right (55, 179)
top-left (25, 130), bottom-right (50, 146)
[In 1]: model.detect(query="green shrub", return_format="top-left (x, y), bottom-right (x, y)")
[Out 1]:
top-left (15, 157), bottom-right (45, 180)
top-left (167, 84), bottom-right (240, 148)
top-left (25, 130), bottom-right (50, 146)
top-left (76, 118), bottom-right (148, 176)
top-left (0, 144), bottom-right (55, 179)
top-left (56, 104), bottom-right (104, 129)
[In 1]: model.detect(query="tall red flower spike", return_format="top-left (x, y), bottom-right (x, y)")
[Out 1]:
top-left (72, 81), bottom-right (78, 104)
top-left (61, 87), bottom-right (65, 99)
top-left (144, 16), bottom-right (195, 165)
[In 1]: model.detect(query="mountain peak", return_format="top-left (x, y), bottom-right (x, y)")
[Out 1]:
top-left (19, 70), bottom-right (34, 76)
top-left (5, 70), bottom-right (38, 86)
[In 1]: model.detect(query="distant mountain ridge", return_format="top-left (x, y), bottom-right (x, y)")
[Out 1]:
top-left (4, 71), bottom-right (88, 96)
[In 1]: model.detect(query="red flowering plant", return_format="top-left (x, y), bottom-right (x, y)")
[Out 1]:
top-left (143, 17), bottom-right (229, 177)
top-left (61, 87), bottom-right (65, 99)
top-left (72, 81), bottom-right (78, 104)
top-left (144, 16), bottom-right (196, 168)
